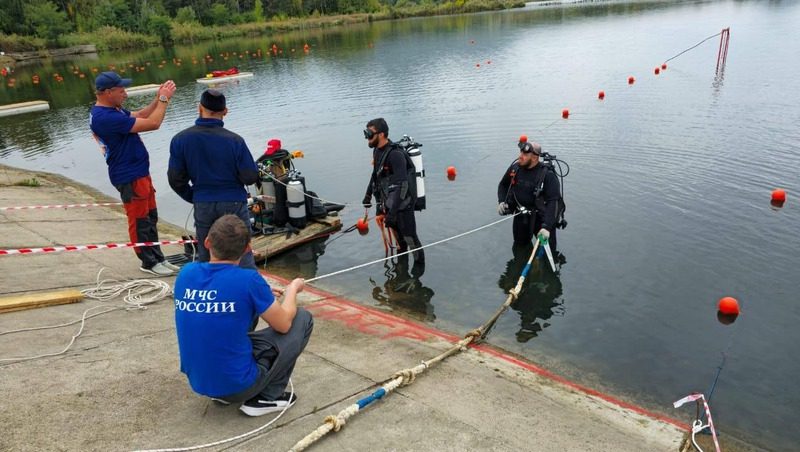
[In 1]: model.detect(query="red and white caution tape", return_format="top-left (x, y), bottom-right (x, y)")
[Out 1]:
top-left (673, 393), bottom-right (721, 452)
top-left (0, 239), bottom-right (196, 256)
top-left (0, 202), bottom-right (122, 211)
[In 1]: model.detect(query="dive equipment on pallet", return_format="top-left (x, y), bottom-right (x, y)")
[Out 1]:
top-left (249, 142), bottom-right (344, 235)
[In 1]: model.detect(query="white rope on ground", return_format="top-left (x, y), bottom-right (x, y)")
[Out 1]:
top-left (306, 212), bottom-right (520, 284)
top-left (132, 379), bottom-right (295, 452)
top-left (0, 269), bottom-right (171, 364)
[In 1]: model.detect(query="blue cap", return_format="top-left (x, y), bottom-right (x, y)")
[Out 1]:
top-left (95, 71), bottom-right (132, 90)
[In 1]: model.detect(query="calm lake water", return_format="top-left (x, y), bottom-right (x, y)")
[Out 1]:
top-left (2, 0), bottom-right (799, 449)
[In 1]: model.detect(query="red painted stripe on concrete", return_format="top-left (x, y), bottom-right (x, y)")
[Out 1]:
top-left (263, 271), bottom-right (689, 431)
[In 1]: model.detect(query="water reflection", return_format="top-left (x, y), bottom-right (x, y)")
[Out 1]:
top-left (370, 255), bottom-right (435, 322)
top-left (267, 236), bottom-right (329, 278)
top-left (498, 243), bottom-right (566, 342)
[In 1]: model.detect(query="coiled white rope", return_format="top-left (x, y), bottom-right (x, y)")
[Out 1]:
top-left (0, 269), bottom-right (171, 364)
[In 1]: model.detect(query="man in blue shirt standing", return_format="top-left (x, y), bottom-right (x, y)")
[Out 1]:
top-left (174, 214), bottom-right (313, 416)
top-left (168, 89), bottom-right (259, 269)
top-left (89, 71), bottom-right (179, 276)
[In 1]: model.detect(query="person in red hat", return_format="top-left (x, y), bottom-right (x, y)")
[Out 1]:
top-left (265, 139), bottom-right (281, 156)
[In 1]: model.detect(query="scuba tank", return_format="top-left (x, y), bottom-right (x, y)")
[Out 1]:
top-left (257, 173), bottom-right (276, 210)
top-left (396, 135), bottom-right (426, 211)
top-left (287, 173), bottom-right (308, 229)
top-left (407, 146), bottom-right (425, 210)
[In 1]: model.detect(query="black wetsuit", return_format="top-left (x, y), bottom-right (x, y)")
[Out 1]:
top-left (365, 141), bottom-right (424, 263)
top-left (497, 161), bottom-right (560, 251)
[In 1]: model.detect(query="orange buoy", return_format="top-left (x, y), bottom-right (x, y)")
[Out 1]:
top-left (598, 90), bottom-right (605, 100)
top-left (717, 297), bottom-right (740, 315)
top-left (628, 76), bottom-right (635, 85)
top-left (356, 218), bottom-right (369, 235)
top-left (654, 67), bottom-right (660, 75)
top-left (446, 166), bottom-right (457, 178)
top-left (561, 108), bottom-right (569, 119)
top-left (661, 63), bottom-right (667, 70)
top-left (519, 135), bottom-right (528, 143)
top-left (771, 188), bottom-right (786, 203)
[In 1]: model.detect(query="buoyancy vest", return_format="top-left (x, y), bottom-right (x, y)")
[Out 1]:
top-left (506, 161), bottom-right (567, 229)
top-left (374, 142), bottom-right (417, 212)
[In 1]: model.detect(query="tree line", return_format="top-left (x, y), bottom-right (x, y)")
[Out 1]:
top-left (1, 0), bottom-right (507, 47)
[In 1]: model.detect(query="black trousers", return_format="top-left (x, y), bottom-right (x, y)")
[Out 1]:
top-left (390, 209), bottom-right (424, 264)
top-left (512, 213), bottom-right (557, 254)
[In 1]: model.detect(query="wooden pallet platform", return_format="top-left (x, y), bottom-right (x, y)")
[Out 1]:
top-left (250, 215), bottom-right (341, 263)
top-left (0, 289), bottom-right (83, 314)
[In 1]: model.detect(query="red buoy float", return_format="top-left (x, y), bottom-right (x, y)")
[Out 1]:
top-left (628, 76), bottom-right (635, 85)
top-left (598, 90), bottom-right (605, 100)
top-left (446, 166), bottom-right (457, 178)
top-left (717, 297), bottom-right (740, 315)
top-left (356, 218), bottom-right (369, 235)
top-left (661, 63), bottom-right (667, 70)
top-left (562, 108), bottom-right (570, 119)
top-left (771, 188), bottom-right (786, 203)
top-left (654, 67), bottom-right (660, 75)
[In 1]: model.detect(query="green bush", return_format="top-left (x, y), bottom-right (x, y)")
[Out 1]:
top-left (0, 34), bottom-right (47, 52)
top-left (209, 4), bottom-right (233, 26)
top-left (60, 26), bottom-right (159, 50)
top-left (23, 0), bottom-right (73, 43)
top-left (147, 15), bottom-right (173, 44)
top-left (175, 6), bottom-right (198, 24)
top-left (171, 22), bottom-right (215, 43)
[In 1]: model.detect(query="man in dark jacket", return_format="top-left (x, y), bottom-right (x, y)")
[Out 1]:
top-left (168, 89), bottom-right (259, 269)
top-left (362, 118), bottom-right (424, 265)
top-left (497, 140), bottom-right (561, 254)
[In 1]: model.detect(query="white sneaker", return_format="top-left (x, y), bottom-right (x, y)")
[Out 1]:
top-left (140, 262), bottom-right (175, 277)
top-left (161, 260), bottom-right (181, 272)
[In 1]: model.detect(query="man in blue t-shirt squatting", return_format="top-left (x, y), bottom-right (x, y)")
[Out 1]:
top-left (89, 71), bottom-right (179, 277)
top-left (174, 214), bottom-right (314, 416)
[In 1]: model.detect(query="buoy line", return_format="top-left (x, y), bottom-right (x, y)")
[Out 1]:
top-left (0, 269), bottom-right (171, 364)
top-left (477, 29), bottom-right (730, 166)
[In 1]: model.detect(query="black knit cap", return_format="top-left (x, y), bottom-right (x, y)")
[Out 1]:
top-left (200, 89), bottom-right (226, 112)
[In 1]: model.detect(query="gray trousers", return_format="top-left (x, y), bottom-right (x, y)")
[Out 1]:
top-left (221, 308), bottom-right (314, 403)
top-left (194, 201), bottom-right (257, 270)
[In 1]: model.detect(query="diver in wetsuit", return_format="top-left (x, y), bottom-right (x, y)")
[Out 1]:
top-left (497, 140), bottom-right (561, 255)
top-left (362, 117), bottom-right (424, 265)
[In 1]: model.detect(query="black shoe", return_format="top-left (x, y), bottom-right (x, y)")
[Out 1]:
top-left (239, 392), bottom-right (297, 417)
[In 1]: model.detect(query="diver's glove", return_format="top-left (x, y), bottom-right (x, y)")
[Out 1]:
top-left (362, 194), bottom-right (372, 209)
top-left (497, 202), bottom-right (510, 216)
top-left (537, 228), bottom-right (550, 242)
